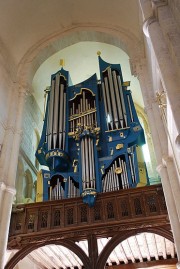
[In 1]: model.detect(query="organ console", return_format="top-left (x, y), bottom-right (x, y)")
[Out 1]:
top-left (36, 53), bottom-right (149, 207)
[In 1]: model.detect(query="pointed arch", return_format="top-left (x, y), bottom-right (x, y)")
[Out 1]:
top-left (5, 239), bottom-right (91, 269)
top-left (95, 227), bottom-right (174, 269)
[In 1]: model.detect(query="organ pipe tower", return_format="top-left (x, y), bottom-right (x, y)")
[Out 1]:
top-left (36, 54), bottom-right (149, 207)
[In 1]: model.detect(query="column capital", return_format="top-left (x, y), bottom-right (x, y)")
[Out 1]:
top-left (162, 155), bottom-right (173, 166)
top-left (18, 80), bottom-right (32, 98)
top-left (151, 0), bottom-right (168, 18)
top-left (143, 16), bottom-right (156, 38)
top-left (143, 0), bottom-right (168, 37)
top-left (144, 97), bottom-right (157, 112)
top-left (5, 185), bottom-right (16, 195)
top-left (129, 57), bottom-right (147, 78)
top-left (175, 134), bottom-right (180, 151)
top-left (156, 163), bottom-right (166, 173)
top-left (0, 183), bottom-right (16, 195)
top-left (0, 182), bottom-right (6, 191)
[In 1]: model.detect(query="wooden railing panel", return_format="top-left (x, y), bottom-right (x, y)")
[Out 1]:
top-left (9, 184), bottom-right (169, 247)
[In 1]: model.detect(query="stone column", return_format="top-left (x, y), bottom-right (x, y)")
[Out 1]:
top-left (144, 17), bottom-right (180, 141)
top-left (0, 182), bottom-right (6, 217)
top-left (163, 156), bottom-right (180, 222)
top-left (133, 60), bottom-right (180, 264)
top-left (132, 59), bottom-right (167, 162)
top-left (0, 186), bottom-right (16, 269)
top-left (0, 85), bottom-right (27, 269)
top-left (157, 164), bottom-right (180, 261)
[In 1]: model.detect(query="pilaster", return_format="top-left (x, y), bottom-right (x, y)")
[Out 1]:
top-left (156, 164), bottom-right (180, 260)
top-left (0, 186), bottom-right (16, 269)
top-left (0, 82), bottom-right (28, 269)
top-left (162, 156), bottom-right (180, 222)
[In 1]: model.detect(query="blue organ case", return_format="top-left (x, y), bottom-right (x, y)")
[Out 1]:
top-left (36, 56), bottom-right (149, 207)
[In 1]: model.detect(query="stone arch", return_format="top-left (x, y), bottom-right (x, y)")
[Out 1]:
top-left (5, 239), bottom-right (91, 269)
top-left (16, 24), bottom-right (144, 89)
top-left (15, 157), bottom-right (25, 204)
top-left (95, 227), bottom-right (174, 269)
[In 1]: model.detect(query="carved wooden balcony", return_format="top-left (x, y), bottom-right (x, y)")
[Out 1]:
top-left (8, 184), bottom-right (170, 249)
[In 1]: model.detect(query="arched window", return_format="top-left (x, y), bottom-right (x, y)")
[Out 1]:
top-left (135, 104), bottom-right (159, 184)
top-left (24, 169), bottom-right (33, 201)
top-left (33, 129), bottom-right (40, 170)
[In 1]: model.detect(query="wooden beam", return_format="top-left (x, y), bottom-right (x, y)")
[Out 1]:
top-left (105, 258), bottom-right (177, 268)
top-left (88, 234), bottom-right (98, 269)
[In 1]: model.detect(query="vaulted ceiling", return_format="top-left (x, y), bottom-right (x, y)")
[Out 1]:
top-left (0, 0), bottom-right (142, 65)
top-left (0, 1), bottom-right (145, 111)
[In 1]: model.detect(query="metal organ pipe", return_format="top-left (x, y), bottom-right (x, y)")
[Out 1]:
top-left (59, 83), bottom-right (64, 149)
top-left (85, 136), bottom-right (90, 188)
top-left (117, 75), bottom-right (127, 127)
top-left (102, 153), bottom-right (138, 192)
top-left (53, 74), bottom-right (60, 149)
top-left (89, 137), bottom-right (93, 187)
top-left (46, 75), bottom-right (67, 151)
top-left (127, 95), bottom-right (134, 122)
top-left (47, 79), bottom-right (55, 150)
top-left (104, 77), bottom-right (113, 130)
top-left (101, 82), bottom-right (109, 130)
top-left (102, 68), bottom-right (129, 130)
top-left (62, 92), bottom-right (66, 150)
top-left (81, 138), bottom-right (86, 190)
top-left (129, 154), bottom-right (135, 183)
top-left (80, 136), bottom-right (96, 190)
top-left (107, 68), bottom-right (119, 129)
top-left (112, 70), bottom-right (124, 128)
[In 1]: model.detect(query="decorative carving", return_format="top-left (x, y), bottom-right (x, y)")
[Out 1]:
top-left (8, 236), bottom-right (22, 249)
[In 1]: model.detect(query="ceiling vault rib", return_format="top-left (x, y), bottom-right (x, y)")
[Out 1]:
top-left (48, 245), bottom-right (66, 268)
top-left (134, 235), bottom-right (143, 262)
top-left (144, 233), bottom-right (151, 261)
top-left (119, 243), bottom-right (129, 264)
top-left (56, 245), bottom-right (75, 267)
top-left (28, 253), bottom-right (46, 269)
top-left (30, 250), bottom-right (52, 269)
top-left (153, 234), bottom-right (159, 260)
top-left (37, 248), bottom-right (58, 269)
top-left (55, 245), bottom-right (73, 268)
top-left (161, 236), bottom-right (167, 260)
top-left (127, 238), bottom-right (136, 263)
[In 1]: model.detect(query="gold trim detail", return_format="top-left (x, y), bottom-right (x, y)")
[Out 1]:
top-left (116, 144), bottom-right (124, 150)
top-left (105, 127), bottom-right (130, 133)
top-left (115, 167), bottom-right (122, 174)
top-left (69, 88), bottom-right (95, 101)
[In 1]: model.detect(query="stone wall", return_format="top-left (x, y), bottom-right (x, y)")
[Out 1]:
top-left (168, 0), bottom-right (180, 27)
top-left (15, 94), bottom-right (43, 203)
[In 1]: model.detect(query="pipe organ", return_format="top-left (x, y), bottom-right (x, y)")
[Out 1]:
top-left (36, 55), bottom-right (149, 207)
